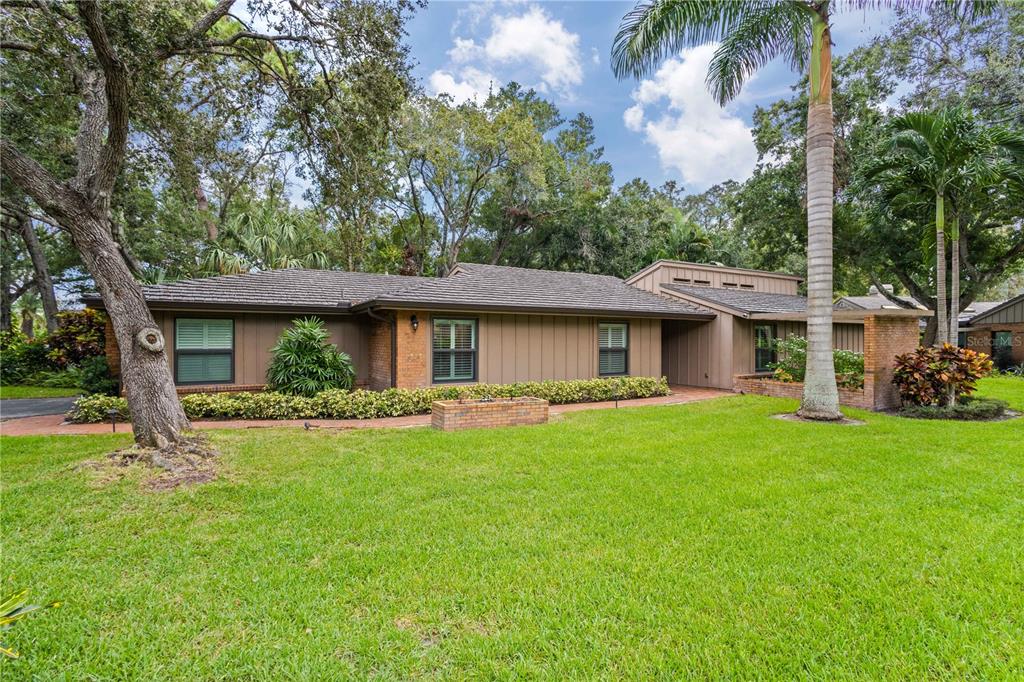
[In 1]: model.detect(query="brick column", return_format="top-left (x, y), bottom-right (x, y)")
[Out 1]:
top-left (367, 317), bottom-right (393, 390)
top-left (366, 311), bottom-right (430, 390)
top-left (394, 311), bottom-right (429, 389)
top-left (863, 314), bottom-right (920, 411)
top-left (103, 315), bottom-right (121, 378)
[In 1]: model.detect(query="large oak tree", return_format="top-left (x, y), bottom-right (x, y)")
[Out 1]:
top-left (0, 0), bottom-right (413, 447)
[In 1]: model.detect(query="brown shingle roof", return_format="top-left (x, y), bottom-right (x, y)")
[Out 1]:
top-left (661, 283), bottom-right (810, 315)
top-left (84, 265), bottom-right (715, 319)
top-left (361, 263), bottom-right (715, 319)
top-left (83, 269), bottom-right (431, 312)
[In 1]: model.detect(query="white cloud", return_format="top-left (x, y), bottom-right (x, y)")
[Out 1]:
top-left (590, 47), bottom-right (601, 66)
top-left (624, 44), bottom-right (758, 189)
top-left (483, 6), bottom-right (583, 96)
top-left (428, 67), bottom-right (497, 103)
top-left (448, 38), bottom-right (483, 64)
top-left (623, 105), bottom-right (644, 132)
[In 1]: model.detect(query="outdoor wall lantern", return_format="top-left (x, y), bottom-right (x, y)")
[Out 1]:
top-left (410, 314), bottom-right (419, 332)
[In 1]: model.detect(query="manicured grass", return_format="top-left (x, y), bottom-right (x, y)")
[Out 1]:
top-left (2, 378), bottom-right (1023, 679)
top-left (0, 385), bottom-right (81, 399)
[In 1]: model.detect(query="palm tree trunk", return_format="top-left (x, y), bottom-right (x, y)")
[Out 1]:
top-left (934, 193), bottom-right (948, 346)
top-left (949, 226), bottom-right (959, 348)
top-left (798, 11), bottom-right (840, 420)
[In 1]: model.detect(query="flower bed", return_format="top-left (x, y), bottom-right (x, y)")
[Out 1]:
top-left (67, 376), bottom-right (670, 423)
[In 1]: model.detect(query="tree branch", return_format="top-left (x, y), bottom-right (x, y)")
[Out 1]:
top-left (75, 0), bottom-right (128, 201)
top-left (156, 0), bottom-right (235, 58)
top-left (0, 139), bottom-right (79, 220)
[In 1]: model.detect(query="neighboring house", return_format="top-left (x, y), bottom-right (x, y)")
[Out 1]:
top-left (961, 294), bottom-right (1024, 369)
top-left (835, 284), bottom-right (926, 312)
top-left (85, 260), bottom-right (927, 394)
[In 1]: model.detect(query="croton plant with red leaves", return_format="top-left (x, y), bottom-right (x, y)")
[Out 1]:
top-left (892, 344), bottom-right (993, 407)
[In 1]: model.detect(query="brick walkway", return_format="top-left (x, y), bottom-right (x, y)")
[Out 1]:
top-left (0, 385), bottom-right (730, 437)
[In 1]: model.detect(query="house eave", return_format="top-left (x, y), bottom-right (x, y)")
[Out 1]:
top-left (355, 299), bottom-right (715, 320)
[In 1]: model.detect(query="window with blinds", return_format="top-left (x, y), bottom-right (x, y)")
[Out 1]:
top-left (433, 319), bottom-right (477, 382)
top-left (598, 322), bottom-right (628, 376)
top-left (175, 318), bottom-right (233, 384)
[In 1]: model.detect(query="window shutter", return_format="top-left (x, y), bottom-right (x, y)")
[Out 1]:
top-left (177, 354), bottom-right (232, 383)
top-left (176, 319), bottom-right (232, 350)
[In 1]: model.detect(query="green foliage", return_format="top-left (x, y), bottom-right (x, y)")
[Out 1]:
top-left (67, 395), bottom-right (129, 424)
top-left (1, 588), bottom-right (61, 659)
top-left (43, 310), bottom-right (107, 369)
top-left (0, 332), bottom-right (51, 384)
top-left (898, 397), bottom-right (1008, 421)
top-left (265, 318), bottom-right (356, 397)
top-left (893, 344), bottom-right (994, 407)
top-left (768, 336), bottom-right (865, 390)
top-left (67, 377), bottom-right (670, 423)
top-left (78, 356), bottom-right (119, 397)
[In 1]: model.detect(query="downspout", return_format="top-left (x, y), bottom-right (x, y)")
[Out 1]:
top-left (366, 307), bottom-right (397, 388)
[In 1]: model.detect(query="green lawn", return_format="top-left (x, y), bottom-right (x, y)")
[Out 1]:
top-left (0, 385), bottom-right (81, 400)
top-left (2, 379), bottom-right (1023, 679)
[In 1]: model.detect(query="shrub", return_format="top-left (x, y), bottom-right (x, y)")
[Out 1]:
top-left (24, 367), bottom-right (83, 388)
top-left (67, 394), bottom-right (128, 423)
top-left (79, 355), bottom-right (119, 396)
top-left (768, 336), bottom-right (865, 389)
top-left (892, 344), bottom-right (993, 407)
top-left (68, 376), bottom-right (671, 423)
top-left (898, 397), bottom-right (1008, 421)
top-left (45, 309), bottom-right (106, 368)
top-left (0, 332), bottom-right (53, 384)
top-left (266, 317), bottom-right (356, 396)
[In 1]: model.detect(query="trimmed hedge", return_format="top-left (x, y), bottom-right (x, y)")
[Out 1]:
top-left (67, 376), bottom-right (671, 423)
top-left (897, 397), bottom-right (1009, 421)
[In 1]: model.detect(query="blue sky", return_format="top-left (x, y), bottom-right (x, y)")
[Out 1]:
top-left (405, 1), bottom-right (897, 193)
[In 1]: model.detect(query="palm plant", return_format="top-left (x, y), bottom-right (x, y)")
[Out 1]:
top-left (611, 0), bottom-right (994, 420)
top-left (266, 317), bottom-right (356, 397)
top-left (864, 107), bottom-right (1024, 346)
top-left (203, 208), bottom-right (329, 275)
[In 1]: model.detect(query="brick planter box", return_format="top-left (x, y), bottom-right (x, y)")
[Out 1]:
top-left (734, 374), bottom-right (871, 410)
top-left (431, 397), bottom-right (549, 431)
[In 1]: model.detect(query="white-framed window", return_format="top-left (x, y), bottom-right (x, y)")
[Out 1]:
top-left (433, 318), bottom-right (477, 382)
top-left (598, 322), bottom-right (628, 376)
top-left (175, 318), bottom-right (233, 384)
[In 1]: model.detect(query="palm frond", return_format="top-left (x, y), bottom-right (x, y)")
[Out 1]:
top-left (706, 2), bottom-right (810, 104)
top-left (611, 0), bottom-right (755, 80)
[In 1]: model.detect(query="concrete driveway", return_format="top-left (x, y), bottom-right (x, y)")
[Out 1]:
top-left (1, 396), bottom-right (79, 420)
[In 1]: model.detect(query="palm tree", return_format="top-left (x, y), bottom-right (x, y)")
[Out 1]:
top-left (864, 107), bottom-right (1024, 346)
top-left (203, 208), bottom-right (329, 275)
top-left (611, 0), bottom-right (994, 420)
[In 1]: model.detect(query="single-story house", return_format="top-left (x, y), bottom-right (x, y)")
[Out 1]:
top-left (962, 293), bottom-right (1024, 369)
top-left (85, 260), bottom-right (928, 400)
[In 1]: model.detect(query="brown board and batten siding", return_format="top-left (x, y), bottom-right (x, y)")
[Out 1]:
top-left (406, 312), bottom-right (662, 386)
top-left (663, 315), bottom-right (864, 389)
top-left (150, 310), bottom-right (371, 388)
top-left (628, 261), bottom-right (801, 295)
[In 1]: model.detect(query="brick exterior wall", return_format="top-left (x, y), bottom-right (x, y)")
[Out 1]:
top-left (394, 311), bottom-right (429, 389)
top-left (431, 397), bottom-right (549, 431)
top-left (733, 314), bottom-right (921, 411)
top-left (103, 317), bottom-right (120, 377)
top-left (367, 317), bottom-right (393, 390)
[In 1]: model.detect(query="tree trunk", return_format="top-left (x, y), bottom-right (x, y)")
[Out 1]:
top-left (17, 212), bottom-right (60, 333)
top-left (934, 193), bottom-right (948, 346)
top-left (1, 142), bottom-right (191, 448)
top-left (948, 227), bottom-right (960, 348)
top-left (20, 308), bottom-right (34, 338)
top-left (71, 208), bottom-right (192, 447)
top-left (0, 262), bottom-right (11, 333)
top-left (798, 12), bottom-right (840, 421)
